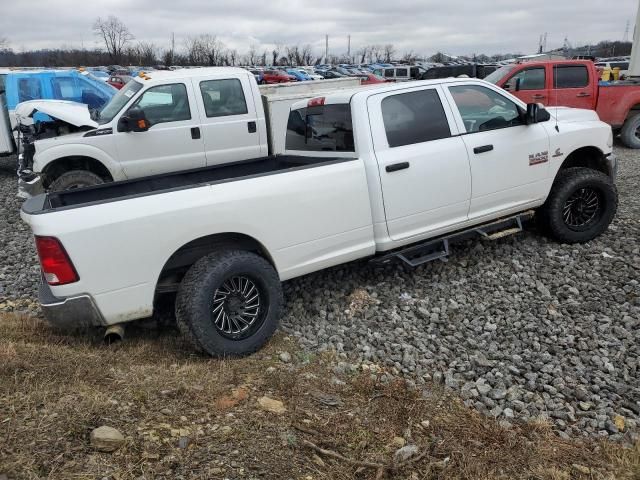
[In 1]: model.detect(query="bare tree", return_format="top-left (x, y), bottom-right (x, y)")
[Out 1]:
top-left (93, 16), bottom-right (134, 63)
top-left (383, 44), bottom-right (395, 63)
top-left (185, 34), bottom-right (226, 65)
top-left (247, 44), bottom-right (258, 66)
top-left (134, 41), bottom-right (157, 65)
top-left (0, 36), bottom-right (8, 51)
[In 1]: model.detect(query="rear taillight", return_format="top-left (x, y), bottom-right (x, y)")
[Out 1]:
top-left (35, 236), bottom-right (79, 285)
top-left (307, 97), bottom-right (326, 107)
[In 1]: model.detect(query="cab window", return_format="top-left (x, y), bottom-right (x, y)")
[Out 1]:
top-left (286, 104), bottom-right (354, 152)
top-left (507, 67), bottom-right (545, 90)
top-left (199, 79), bottom-right (248, 117)
top-left (449, 85), bottom-right (523, 133)
top-left (384, 69), bottom-right (394, 78)
top-left (382, 89), bottom-right (451, 147)
top-left (17, 77), bottom-right (42, 102)
top-left (131, 83), bottom-right (191, 126)
top-left (554, 65), bottom-right (589, 88)
top-left (395, 68), bottom-right (408, 77)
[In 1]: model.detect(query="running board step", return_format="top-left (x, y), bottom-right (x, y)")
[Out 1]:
top-left (372, 210), bottom-right (534, 268)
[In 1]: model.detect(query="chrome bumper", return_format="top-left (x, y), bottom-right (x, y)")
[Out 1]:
top-left (39, 281), bottom-right (105, 329)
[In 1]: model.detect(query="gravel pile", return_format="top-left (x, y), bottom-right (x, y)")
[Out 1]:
top-left (282, 145), bottom-right (639, 441)
top-left (0, 148), bottom-right (638, 441)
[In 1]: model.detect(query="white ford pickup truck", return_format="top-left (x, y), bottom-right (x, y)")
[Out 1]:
top-left (14, 68), bottom-right (359, 194)
top-left (21, 78), bottom-right (618, 356)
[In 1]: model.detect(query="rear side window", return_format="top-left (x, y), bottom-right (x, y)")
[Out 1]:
top-left (395, 68), bottom-right (408, 77)
top-left (286, 103), bottom-right (354, 152)
top-left (384, 69), bottom-right (394, 78)
top-left (199, 79), bottom-right (248, 118)
top-left (382, 89), bottom-right (451, 147)
top-left (17, 77), bottom-right (42, 102)
top-left (554, 66), bottom-right (588, 88)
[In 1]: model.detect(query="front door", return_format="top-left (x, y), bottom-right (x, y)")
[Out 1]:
top-left (368, 85), bottom-right (472, 241)
top-left (444, 83), bottom-right (550, 220)
top-left (114, 81), bottom-right (206, 178)
top-left (191, 76), bottom-right (263, 166)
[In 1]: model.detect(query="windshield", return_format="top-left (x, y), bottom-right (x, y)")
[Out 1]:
top-left (484, 66), bottom-right (515, 85)
top-left (97, 80), bottom-right (142, 124)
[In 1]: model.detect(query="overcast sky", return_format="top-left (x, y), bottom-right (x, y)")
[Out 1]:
top-left (4, 0), bottom-right (638, 57)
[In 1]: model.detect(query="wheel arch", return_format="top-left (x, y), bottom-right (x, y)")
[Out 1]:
top-left (556, 146), bottom-right (611, 179)
top-left (156, 232), bottom-right (276, 292)
top-left (41, 155), bottom-right (114, 187)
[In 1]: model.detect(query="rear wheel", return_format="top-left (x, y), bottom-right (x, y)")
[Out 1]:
top-left (620, 113), bottom-right (640, 149)
top-left (48, 170), bottom-right (104, 191)
top-left (537, 167), bottom-right (617, 243)
top-left (175, 250), bottom-right (283, 357)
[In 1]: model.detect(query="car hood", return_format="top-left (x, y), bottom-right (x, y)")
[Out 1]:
top-left (548, 107), bottom-right (600, 124)
top-left (14, 100), bottom-right (99, 128)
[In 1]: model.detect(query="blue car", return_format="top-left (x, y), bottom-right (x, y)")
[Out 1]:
top-left (285, 69), bottom-right (310, 81)
top-left (5, 70), bottom-right (115, 112)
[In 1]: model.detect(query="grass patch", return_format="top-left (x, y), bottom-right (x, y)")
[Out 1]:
top-left (0, 312), bottom-right (637, 479)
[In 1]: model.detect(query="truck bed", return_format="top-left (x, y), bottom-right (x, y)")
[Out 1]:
top-left (23, 155), bottom-right (348, 214)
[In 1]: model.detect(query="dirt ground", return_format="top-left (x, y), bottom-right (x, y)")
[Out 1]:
top-left (0, 313), bottom-right (638, 480)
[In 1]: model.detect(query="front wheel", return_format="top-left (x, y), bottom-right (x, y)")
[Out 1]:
top-left (175, 250), bottom-right (283, 357)
top-left (48, 170), bottom-right (104, 191)
top-left (537, 167), bottom-right (617, 243)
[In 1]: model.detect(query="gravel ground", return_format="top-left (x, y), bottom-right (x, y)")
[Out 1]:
top-left (1, 147), bottom-right (638, 441)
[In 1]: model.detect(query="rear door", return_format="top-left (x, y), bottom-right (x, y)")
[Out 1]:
top-left (114, 81), bottom-right (207, 178)
top-left (367, 85), bottom-right (471, 240)
top-left (191, 75), bottom-right (262, 166)
top-left (503, 66), bottom-right (548, 105)
top-left (444, 83), bottom-right (550, 220)
top-left (551, 64), bottom-right (595, 109)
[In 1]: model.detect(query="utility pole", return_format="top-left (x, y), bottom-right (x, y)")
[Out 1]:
top-left (325, 34), bottom-right (329, 63)
top-left (347, 35), bottom-right (351, 58)
top-left (624, 19), bottom-right (631, 42)
top-left (631, 0), bottom-right (640, 77)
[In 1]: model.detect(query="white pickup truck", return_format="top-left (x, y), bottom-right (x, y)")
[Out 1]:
top-left (21, 78), bottom-right (618, 356)
top-left (13, 68), bottom-right (359, 194)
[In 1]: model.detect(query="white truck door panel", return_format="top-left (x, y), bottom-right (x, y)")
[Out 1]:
top-left (367, 86), bottom-right (471, 241)
top-left (114, 81), bottom-right (206, 178)
top-left (444, 83), bottom-right (550, 220)
top-left (192, 76), bottom-right (262, 166)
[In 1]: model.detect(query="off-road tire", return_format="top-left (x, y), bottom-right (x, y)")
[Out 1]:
top-left (48, 170), bottom-right (104, 191)
top-left (620, 113), bottom-right (640, 149)
top-left (175, 250), bottom-right (283, 357)
top-left (537, 167), bottom-right (617, 244)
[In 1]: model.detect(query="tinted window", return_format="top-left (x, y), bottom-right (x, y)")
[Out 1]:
top-left (199, 79), bottom-right (248, 118)
top-left (286, 104), bottom-right (354, 152)
top-left (508, 67), bottom-right (545, 90)
top-left (0, 74), bottom-right (6, 94)
top-left (395, 68), bottom-right (408, 77)
top-left (132, 83), bottom-right (190, 125)
top-left (382, 89), bottom-right (451, 147)
top-left (611, 62), bottom-right (628, 70)
top-left (554, 66), bottom-right (588, 88)
top-left (17, 78), bottom-right (42, 102)
top-left (450, 85), bottom-right (523, 133)
top-left (384, 69), bottom-right (394, 78)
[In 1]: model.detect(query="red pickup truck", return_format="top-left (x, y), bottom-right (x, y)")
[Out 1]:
top-left (486, 60), bottom-right (640, 148)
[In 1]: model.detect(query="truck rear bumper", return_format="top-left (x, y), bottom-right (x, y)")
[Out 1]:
top-left (39, 280), bottom-right (105, 329)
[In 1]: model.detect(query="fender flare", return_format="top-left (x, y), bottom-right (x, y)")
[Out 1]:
top-left (33, 143), bottom-right (126, 181)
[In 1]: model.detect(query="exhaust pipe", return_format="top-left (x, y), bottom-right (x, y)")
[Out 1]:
top-left (104, 324), bottom-right (125, 344)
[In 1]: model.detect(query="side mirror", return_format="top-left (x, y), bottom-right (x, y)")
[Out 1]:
top-left (117, 106), bottom-right (149, 133)
top-left (525, 103), bottom-right (551, 124)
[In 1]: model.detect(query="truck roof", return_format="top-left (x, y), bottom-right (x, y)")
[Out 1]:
top-left (132, 67), bottom-right (252, 86)
top-left (291, 78), bottom-right (488, 108)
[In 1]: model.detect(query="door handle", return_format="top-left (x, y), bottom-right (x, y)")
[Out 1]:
top-left (576, 92), bottom-right (590, 97)
top-left (191, 127), bottom-right (201, 140)
top-left (532, 94), bottom-right (546, 99)
top-left (386, 162), bottom-right (410, 172)
top-left (247, 121), bottom-right (257, 133)
top-left (473, 145), bottom-right (493, 154)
